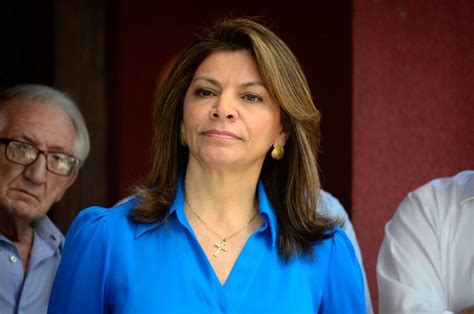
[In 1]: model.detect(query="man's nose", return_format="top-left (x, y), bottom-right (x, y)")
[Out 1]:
top-left (23, 154), bottom-right (47, 185)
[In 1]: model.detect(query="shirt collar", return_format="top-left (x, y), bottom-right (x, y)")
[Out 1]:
top-left (135, 177), bottom-right (279, 246)
top-left (32, 215), bottom-right (65, 252)
top-left (0, 216), bottom-right (64, 252)
top-left (256, 181), bottom-right (279, 248)
top-left (134, 178), bottom-right (184, 238)
top-left (459, 171), bottom-right (474, 205)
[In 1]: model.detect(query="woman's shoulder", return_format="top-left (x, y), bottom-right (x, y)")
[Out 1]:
top-left (314, 226), bottom-right (353, 252)
top-left (310, 227), bottom-right (365, 308)
top-left (309, 226), bottom-right (360, 272)
top-left (68, 196), bottom-right (139, 239)
top-left (78, 196), bottom-right (136, 219)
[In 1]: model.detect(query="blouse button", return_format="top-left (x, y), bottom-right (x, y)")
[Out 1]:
top-left (9, 255), bottom-right (18, 263)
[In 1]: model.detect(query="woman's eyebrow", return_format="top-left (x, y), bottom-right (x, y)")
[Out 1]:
top-left (241, 81), bottom-right (266, 89)
top-left (191, 76), bottom-right (220, 88)
top-left (192, 77), bottom-right (267, 91)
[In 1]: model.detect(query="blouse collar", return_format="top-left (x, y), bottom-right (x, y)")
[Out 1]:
top-left (135, 176), bottom-right (279, 247)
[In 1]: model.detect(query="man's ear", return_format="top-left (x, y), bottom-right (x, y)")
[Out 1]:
top-left (55, 171), bottom-right (78, 202)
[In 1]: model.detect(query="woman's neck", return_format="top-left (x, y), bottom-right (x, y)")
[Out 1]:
top-left (184, 162), bottom-right (260, 222)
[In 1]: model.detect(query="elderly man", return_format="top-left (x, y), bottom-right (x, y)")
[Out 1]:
top-left (0, 85), bottom-right (90, 314)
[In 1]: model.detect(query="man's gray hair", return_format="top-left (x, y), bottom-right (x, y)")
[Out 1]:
top-left (0, 84), bottom-right (90, 163)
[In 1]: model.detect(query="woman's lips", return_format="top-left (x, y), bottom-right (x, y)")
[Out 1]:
top-left (202, 129), bottom-right (240, 140)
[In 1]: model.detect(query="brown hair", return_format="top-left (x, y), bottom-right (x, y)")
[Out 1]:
top-left (132, 17), bottom-right (340, 260)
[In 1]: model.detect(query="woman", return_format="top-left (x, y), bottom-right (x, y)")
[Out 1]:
top-left (48, 18), bottom-right (365, 313)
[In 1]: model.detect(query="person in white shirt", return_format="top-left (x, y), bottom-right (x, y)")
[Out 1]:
top-left (377, 171), bottom-right (474, 313)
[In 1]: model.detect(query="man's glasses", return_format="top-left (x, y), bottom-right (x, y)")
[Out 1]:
top-left (0, 138), bottom-right (80, 177)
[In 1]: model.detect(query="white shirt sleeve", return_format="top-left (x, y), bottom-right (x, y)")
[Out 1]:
top-left (377, 189), bottom-right (449, 313)
top-left (378, 171), bottom-right (474, 313)
top-left (318, 190), bottom-right (374, 314)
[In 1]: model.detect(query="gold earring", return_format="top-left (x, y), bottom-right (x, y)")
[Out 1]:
top-left (179, 131), bottom-right (186, 147)
top-left (271, 146), bottom-right (284, 160)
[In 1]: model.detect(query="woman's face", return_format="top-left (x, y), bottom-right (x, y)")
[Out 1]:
top-left (182, 50), bottom-right (287, 172)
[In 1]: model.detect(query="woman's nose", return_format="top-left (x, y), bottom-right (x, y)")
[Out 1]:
top-left (210, 93), bottom-right (237, 120)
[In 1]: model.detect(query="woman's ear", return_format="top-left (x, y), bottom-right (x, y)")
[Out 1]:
top-left (274, 129), bottom-right (288, 148)
top-left (179, 121), bottom-right (187, 147)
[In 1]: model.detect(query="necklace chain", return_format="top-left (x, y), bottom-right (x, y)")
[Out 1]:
top-left (185, 199), bottom-right (259, 257)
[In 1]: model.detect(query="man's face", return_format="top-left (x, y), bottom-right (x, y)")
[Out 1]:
top-left (0, 102), bottom-right (77, 223)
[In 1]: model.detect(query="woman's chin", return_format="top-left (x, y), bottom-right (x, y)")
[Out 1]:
top-left (202, 156), bottom-right (241, 168)
top-left (190, 150), bottom-right (244, 169)
top-left (190, 151), bottom-right (266, 174)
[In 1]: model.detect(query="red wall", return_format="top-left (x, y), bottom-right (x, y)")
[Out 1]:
top-left (353, 0), bottom-right (474, 308)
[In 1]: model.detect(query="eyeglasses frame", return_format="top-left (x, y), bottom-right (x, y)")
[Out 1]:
top-left (0, 138), bottom-right (80, 177)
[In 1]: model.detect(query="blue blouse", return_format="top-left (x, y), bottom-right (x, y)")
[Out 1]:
top-left (48, 180), bottom-right (365, 313)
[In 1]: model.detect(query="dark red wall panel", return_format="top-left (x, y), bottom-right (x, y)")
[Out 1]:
top-left (353, 0), bottom-right (474, 308)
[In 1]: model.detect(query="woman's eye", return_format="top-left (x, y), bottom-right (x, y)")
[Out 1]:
top-left (243, 94), bottom-right (262, 103)
top-left (196, 88), bottom-right (215, 97)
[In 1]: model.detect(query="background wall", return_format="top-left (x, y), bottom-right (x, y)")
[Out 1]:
top-left (353, 0), bottom-right (474, 308)
top-left (0, 2), bottom-right (53, 90)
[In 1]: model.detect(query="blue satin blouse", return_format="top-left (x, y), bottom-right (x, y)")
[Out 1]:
top-left (48, 179), bottom-right (365, 313)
